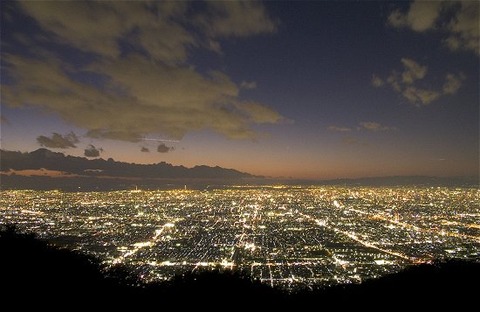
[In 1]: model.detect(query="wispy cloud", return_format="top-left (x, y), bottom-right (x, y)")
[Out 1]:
top-left (401, 87), bottom-right (440, 105)
top-left (341, 136), bottom-right (368, 146)
top-left (388, 1), bottom-right (479, 55)
top-left (240, 81), bottom-right (257, 90)
top-left (329, 122), bottom-right (395, 134)
top-left (399, 58), bottom-right (427, 85)
top-left (371, 74), bottom-right (384, 88)
top-left (443, 73), bottom-right (465, 95)
top-left (328, 126), bottom-right (352, 132)
top-left (3, 1), bottom-right (283, 144)
top-left (36, 132), bottom-right (79, 149)
top-left (197, 1), bottom-right (277, 38)
top-left (358, 122), bottom-right (395, 132)
top-left (374, 58), bottom-right (464, 106)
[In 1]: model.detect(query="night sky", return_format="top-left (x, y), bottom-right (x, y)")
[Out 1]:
top-left (1, 1), bottom-right (478, 179)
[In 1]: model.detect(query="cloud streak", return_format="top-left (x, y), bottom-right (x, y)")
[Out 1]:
top-left (36, 132), bottom-right (79, 149)
top-left (2, 1), bottom-right (284, 144)
top-left (328, 126), bottom-right (352, 132)
top-left (341, 136), bottom-right (367, 146)
top-left (358, 122), bottom-right (395, 132)
top-left (329, 122), bottom-right (395, 133)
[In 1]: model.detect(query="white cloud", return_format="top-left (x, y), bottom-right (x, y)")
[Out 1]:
top-left (388, 1), bottom-right (442, 32)
top-left (402, 87), bottom-right (441, 105)
top-left (19, 1), bottom-right (194, 63)
top-left (4, 53), bottom-right (284, 141)
top-left (235, 102), bottom-right (283, 124)
top-left (445, 1), bottom-right (479, 54)
top-left (443, 73), bottom-right (465, 95)
top-left (400, 58), bottom-right (427, 84)
top-left (374, 58), bottom-right (464, 106)
top-left (3, 1), bottom-right (284, 143)
top-left (198, 1), bottom-right (277, 38)
top-left (388, 1), bottom-right (479, 55)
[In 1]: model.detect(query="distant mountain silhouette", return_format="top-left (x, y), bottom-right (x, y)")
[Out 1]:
top-left (1, 225), bottom-right (479, 309)
top-left (314, 175), bottom-right (479, 187)
top-left (1, 149), bottom-right (477, 190)
top-left (0, 149), bottom-right (257, 190)
top-left (1, 148), bottom-right (254, 179)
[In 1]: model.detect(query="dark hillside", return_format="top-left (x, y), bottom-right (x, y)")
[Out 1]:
top-left (1, 226), bottom-right (478, 309)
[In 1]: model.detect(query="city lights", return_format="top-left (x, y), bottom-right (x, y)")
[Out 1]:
top-left (1, 186), bottom-right (478, 290)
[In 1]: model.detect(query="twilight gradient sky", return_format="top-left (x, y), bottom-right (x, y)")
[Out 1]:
top-left (1, 1), bottom-right (479, 179)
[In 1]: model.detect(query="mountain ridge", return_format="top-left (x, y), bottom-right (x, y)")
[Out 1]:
top-left (1, 149), bottom-right (477, 190)
top-left (1, 148), bottom-right (255, 179)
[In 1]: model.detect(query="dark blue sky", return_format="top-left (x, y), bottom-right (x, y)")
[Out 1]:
top-left (1, 1), bottom-right (478, 179)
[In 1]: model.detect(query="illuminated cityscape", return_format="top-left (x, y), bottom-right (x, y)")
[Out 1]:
top-left (1, 186), bottom-right (478, 290)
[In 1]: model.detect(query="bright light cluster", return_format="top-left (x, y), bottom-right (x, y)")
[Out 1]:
top-left (1, 186), bottom-right (479, 290)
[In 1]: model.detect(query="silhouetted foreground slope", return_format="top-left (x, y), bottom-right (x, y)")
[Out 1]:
top-left (0, 226), bottom-right (282, 309)
top-left (0, 226), bottom-right (139, 308)
top-left (1, 226), bottom-right (479, 309)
